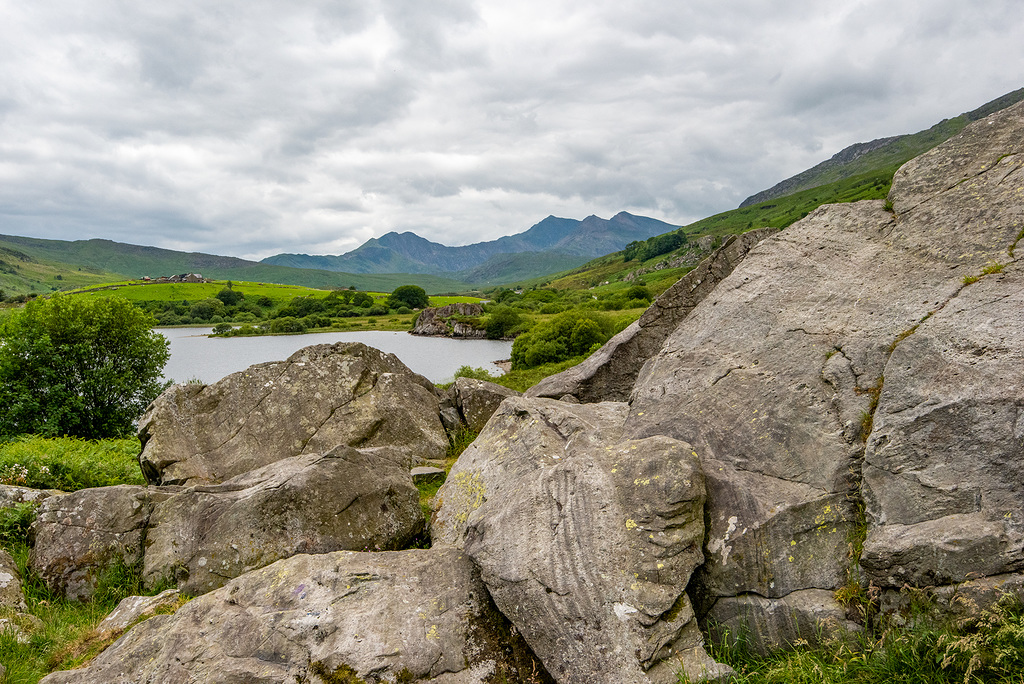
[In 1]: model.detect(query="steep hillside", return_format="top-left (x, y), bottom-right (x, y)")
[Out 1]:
top-left (261, 211), bottom-right (678, 280)
top-left (740, 86), bottom-right (1024, 206)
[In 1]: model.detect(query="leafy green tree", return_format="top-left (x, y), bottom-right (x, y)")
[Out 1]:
top-left (387, 285), bottom-right (429, 310)
top-left (215, 286), bottom-right (244, 306)
top-left (351, 292), bottom-right (374, 308)
top-left (484, 306), bottom-right (522, 339)
top-left (0, 294), bottom-right (170, 439)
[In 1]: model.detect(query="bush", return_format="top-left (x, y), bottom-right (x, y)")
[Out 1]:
top-left (0, 294), bottom-right (170, 439)
top-left (387, 285), bottom-right (429, 310)
top-left (212, 322), bottom-right (233, 335)
top-left (510, 311), bottom-right (611, 370)
top-left (484, 306), bottom-right (523, 339)
top-left (215, 286), bottom-right (243, 306)
top-left (625, 285), bottom-right (652, 302)
top-left (269, 316), bottom-right (306, 333)
top-left (453, 365), bottom-right (496, 381)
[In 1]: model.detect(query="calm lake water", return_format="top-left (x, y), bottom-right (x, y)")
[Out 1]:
top-left (157, 328), bottom-right (513, 386)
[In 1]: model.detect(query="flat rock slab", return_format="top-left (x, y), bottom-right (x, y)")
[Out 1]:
top-left (40, 548), bottom-right (552, 684)
top-left (97, 589), bottom-right (182, 634)
top-left (138, 342), bottom-right (449, 485)
top-left (434, 397), bottom-right (728, 684)
top-left (143, 446), bottom-right (424, 595)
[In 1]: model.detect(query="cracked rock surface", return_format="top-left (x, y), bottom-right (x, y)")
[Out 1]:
top-left (39, 548), bottom-right (552, 684)
top-left (138, 342), bottom-right (448, 485)
top-left (620, 101), bottom-right (1024, 640)
top-left (433, 397), bottom-right (729, 684)
top-left (143, 445), bottom-right (424, 595)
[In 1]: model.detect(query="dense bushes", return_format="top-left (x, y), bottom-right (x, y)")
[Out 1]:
top-left (623, 230), bottom-right (687, 262)
top-left (510, 310), bottom-right (614, 370)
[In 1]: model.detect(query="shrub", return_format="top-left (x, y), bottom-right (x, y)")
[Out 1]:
top-left (484, 306), bottom-right (523, 339)
top-left (269, 316), bottom-right (306, 333)
top-left (510, 311), bottom-right (612, 370)
top-left (0, 294), bottom-right (169, 439)
top-left (387, 285), bottom-right (429, 310)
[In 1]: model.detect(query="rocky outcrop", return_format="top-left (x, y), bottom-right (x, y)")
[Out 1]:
top-left (411, 303), bottom-right (487, 337)
top-left (621, 100), bottom-right (1024, 644)
top-left (433, 397), bottom-right (730, 683)
top-left (452, 376), bottom-right (521, 432)
top-left (527, 227), bottom-right (777, 403)
top-left (28, 485), bottom-right (171, 601)
top-left (0, 549), bottom-right (27, 612)
top-left (143, 446), bottom-right (423, 594)
top-left (138, 342), bottom-right (448, 485)
top-left (96, 589), bottom-right (182, 634)
top-left (40, 548), bottom-right (552, 684)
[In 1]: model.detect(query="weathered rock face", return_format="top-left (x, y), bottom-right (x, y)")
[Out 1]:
top-left (861, 265), bottom-right (1024, 587)
top-left (528, 227), bottom-right (777, 403)
top-left (411, 303), bottom-right (487, 338)
top-left (453, 376), bottom-right (521, 432)
top-left (705, 589), bottom-right (860, 656)
top-left (40, 548), bottom-right (553, 684)
top-left (96, 589), bottom-right (182, 635)
top-left (0, 549), bottom-right (27, 612)
top-left (143, 446), bottom-right (424, 595)
top-left (28, 485), bottom-right (176, 602)
top-left (618, 100), bottom-right (1024, 640)
top-left (1, 484), bottom-right (61, 509)
top-left (138, 342), bottom-right (448, 485)
top-left (433, 397), bottom-right (729, 684)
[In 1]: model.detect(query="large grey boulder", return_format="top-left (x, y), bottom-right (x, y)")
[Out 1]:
top-left (28, 485), bottom-right (173, 601)
top-left (138, 342), bottom-right (448, 485)
top-left (453, 376), bottom-right (520, 432)
top-left (40, 548), bottom-right (552, 684)
top-left (528, 227), bottom-right (777, 403)
top-left (0, 549), bottom-right (27, 612)
top-left (143, 446), bottom-right (424, 595)
top-left (433, 397), bottom-right (729, 684)
top-left (96, 589), bottom-right (182, 635)
top-left (861, 267), bottom-right (1024, 587)
top-left (623, 100), bottom-right (1024, 646)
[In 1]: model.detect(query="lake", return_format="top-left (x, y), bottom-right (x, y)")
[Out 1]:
top-left (157, 328), bottom-right (513, 386)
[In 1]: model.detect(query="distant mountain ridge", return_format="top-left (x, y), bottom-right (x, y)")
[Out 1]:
top-left (261, 212), bottom-right (678, 282)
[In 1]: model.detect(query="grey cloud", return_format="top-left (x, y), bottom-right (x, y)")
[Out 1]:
top-left (0, 1), bottom-right (1022, 260)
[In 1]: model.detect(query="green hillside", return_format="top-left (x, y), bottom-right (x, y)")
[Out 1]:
top-left (741, 86), bottom-right (1024, 206)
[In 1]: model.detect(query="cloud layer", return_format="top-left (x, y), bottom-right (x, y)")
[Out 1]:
top-left (1, 0), bottom-right (1022, 259)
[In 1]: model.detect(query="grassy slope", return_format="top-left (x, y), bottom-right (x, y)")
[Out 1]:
top-left (0, 234), bottom-right (469, 296)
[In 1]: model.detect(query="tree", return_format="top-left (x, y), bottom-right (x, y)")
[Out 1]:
top-left (0, 294), bottom-right (170, 439)
top-left (387, 285), bottom-right (429, 310)
top-left (215, 286), bottom-right (244, 306)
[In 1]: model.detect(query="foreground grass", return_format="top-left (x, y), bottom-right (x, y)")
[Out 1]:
top-left (683, 594), bottom-right (1024, 684)
top-left (0, 436), bottom-right (166, 682)
top-left (0, 436), bottom-right (144, 492)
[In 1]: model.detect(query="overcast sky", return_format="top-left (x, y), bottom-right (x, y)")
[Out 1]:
top-left (1, 1), bottom-right (1022, 261)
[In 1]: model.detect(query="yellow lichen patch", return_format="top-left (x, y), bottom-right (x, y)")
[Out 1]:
top-left (425, 624), bottom-right (439, 640)
top-left (625, 519), bottom-right (638, 530)
top-left (449, 471), bottom-right (487, 529)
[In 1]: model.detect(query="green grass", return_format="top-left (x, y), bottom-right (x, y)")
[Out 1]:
top-left (695, 594), bottom-right (1024, 684)
top-left (0, 435), bottom-right (176, 682)
top-left (0, 436), bottom-right (144, 491)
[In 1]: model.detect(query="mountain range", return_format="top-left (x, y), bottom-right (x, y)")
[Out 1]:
top-left (260, 212), bottom-right (678, 284)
